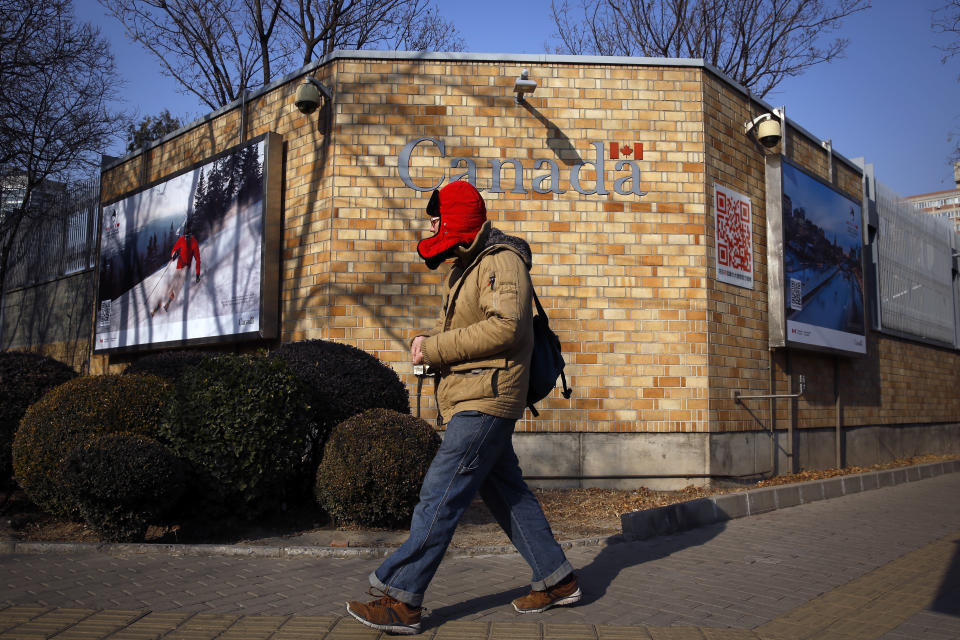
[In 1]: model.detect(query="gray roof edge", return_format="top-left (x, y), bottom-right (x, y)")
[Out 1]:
top-left (102, 49), bottom-right (860, 177)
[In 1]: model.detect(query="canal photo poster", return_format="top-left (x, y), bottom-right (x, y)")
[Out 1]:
top-left (714, 183), bottom-right (754, 289)
top-left (94, 133), bottom-right (280, 352)
top-left (781, 160), bottom-right (866, 354)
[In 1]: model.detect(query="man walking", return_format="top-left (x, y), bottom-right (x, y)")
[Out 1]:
top-left (346, 181), bottom-right (580, 635)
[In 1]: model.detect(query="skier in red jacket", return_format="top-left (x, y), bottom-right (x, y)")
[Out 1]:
top-left (171, 231), bottom-right (202, 281)
top-left (150, 221), bottom-right (202, 316)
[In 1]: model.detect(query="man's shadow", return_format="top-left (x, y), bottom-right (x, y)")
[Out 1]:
top-left (931, 536), bottom-right (960, 617)
top-left (426, 507), bottom-right (728, 626)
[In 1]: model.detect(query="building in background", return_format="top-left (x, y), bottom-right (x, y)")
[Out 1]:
top-left (904, 161), bottom-right (960, 232)
top-left (0, 174), bottom-right (99, 370)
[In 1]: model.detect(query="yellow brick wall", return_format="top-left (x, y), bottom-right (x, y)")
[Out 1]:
top-left (789, 131), bottom-right (830, 182)
top-left (94, 53), bottom-right (960, 438)
top-left (321, 58), bottom-right (710, 434)
top-left (701, 73), bottom-right (772, 434)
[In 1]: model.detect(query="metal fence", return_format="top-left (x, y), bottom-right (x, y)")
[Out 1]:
top-left (3, 177), bottom-right (100, 290)
top-left (873, 181), bottom-right (958, 347)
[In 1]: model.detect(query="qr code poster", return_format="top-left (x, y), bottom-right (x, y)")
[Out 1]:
top-left (714, 183), bottom-right (754, 289)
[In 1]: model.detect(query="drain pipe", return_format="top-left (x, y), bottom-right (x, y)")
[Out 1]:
top-left (834, 357), bottom-right (842, 469)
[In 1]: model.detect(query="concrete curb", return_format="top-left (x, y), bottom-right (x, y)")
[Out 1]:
top-left (0, 533), bottom-right (628, 560)
top-left (1, 461), bottom-right (956, 558)
top-left (620, 459), bottom-right (960, 540)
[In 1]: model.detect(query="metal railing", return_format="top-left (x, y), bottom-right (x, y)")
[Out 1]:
top-left (3, 177), bottom-right (99, 290)
top-left (734, 375), bottom-right (806, 403)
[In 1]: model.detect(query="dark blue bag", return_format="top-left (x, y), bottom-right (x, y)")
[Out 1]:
top-left (527, 289), bottom-right (572, 416)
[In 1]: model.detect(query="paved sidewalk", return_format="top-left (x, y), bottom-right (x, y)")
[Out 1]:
top-left (1, 471), bottom-right (959, 639)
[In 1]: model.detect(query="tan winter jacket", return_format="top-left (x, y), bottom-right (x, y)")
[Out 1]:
top-left (419, 222), bottom-right (534, 422)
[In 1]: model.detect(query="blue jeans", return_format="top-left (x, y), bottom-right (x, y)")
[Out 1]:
top-left (370, 411), bottom-right (573, 607)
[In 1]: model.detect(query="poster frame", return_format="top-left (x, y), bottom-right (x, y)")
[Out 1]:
top-left (92, 131), bottom-right (282, 354)
top-left (765, 154), bottom-right (868, 357)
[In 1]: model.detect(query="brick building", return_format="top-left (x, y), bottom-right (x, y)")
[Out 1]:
top-left (29, 51), bottom-right (960, 488)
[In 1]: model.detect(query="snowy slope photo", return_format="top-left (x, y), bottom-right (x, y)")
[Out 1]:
top-left (94, 137), bottom-right (269, 351)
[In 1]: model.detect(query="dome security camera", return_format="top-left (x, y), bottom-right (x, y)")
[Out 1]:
top-left (295, 81), bottom-right (322, 114)
top-left (757, 118), bottom-right (782, 149)
top-left (294, 77), bottom-right (331, 115)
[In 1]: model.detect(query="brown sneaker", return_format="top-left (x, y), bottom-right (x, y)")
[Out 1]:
top-left (512, 574), bottom-right (582, 613)
top-left (346, 589), bottom-right (422, 635)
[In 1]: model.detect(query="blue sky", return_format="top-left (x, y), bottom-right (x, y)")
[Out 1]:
top-left (74, 0), bottom-right (960, 197)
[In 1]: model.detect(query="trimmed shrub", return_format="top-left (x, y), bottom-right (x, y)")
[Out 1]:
top-left (316, 408), bottom-right (440, 528)
top-left (0, 351), bottom-right (77, 484)
top-left (123, 349), bottom-right (212, 381)
top-left (12, 374), bottom-right (170, 518)
top-left (272, 340), bottom-right (410, 461)
top-left (160, 353), bottom-right (312, 519)
top-left (63, 434), bottom-right (186, 542)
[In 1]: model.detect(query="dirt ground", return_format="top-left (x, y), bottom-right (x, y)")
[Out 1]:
top-left (2, 454), bottom-right (956, 550)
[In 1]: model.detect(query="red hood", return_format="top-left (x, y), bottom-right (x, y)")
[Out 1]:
top-left (417, 181), bottom-right (487, 270)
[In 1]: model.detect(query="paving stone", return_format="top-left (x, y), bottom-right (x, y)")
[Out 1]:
top-left (322, 616), bottom-right (381, 638)
top-left (678, 498), bottom-right (719, 528)
top-left (745, 487), bottom-right (777, 514)
top-left (841, 474), bottom-right (862, 494)
top-left (711, 494), bottom-right (746, 520)
top-left (431, 619), bottom-right (489, 638)
top-left (861, 472), bottom-right (880, 491)
top-left (597, 624), bottom-right (653, 639)
top-left (488, 620), bottom-right (543, 638)
top-left (647, 628), bottom-right (706, 639)
top-left (796, 481), bottom-right (824, 504)
top-left (820, 477), bottom-right (845, 499)
top-left (700, 630), bottom-right (760, 640)
top-left (875, 470), bottom-right (894, 487)
top-left (773, 485), bottom-right (801, 508)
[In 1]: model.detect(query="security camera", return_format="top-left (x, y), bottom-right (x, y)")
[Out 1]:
top-left (294, 77), bottom-right (332, 115)
top-left (513, 69), bottom-right (537, 104)
top-left (744, 112), bottom-right (783, 150)
top-left (757, 118), bottom-right (781, 149)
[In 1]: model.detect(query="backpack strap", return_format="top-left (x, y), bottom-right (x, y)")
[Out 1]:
top-left (526, 286), bottom-right (572, 418)
top-left (532, 287), bottom-right (572, 400)
top-left (531, 286), bottom-right (547, 320)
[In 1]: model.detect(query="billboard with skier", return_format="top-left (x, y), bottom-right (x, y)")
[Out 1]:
top-left (94, 132), bottom-right (281, 352)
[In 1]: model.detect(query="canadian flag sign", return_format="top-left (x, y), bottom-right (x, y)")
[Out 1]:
top-left (609, 142), bottom-right (643, 160)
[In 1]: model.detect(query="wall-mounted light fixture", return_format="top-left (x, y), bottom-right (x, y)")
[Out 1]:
top-left (744, 107), bottom-right (785, 150)
top-left (514, 69), bottom-right (537, 104)
top-left (294, 76), bottom-right (332, 115)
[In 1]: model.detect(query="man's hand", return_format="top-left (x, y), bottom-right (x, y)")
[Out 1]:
top-left (411, 335), bottom-right (426, 365)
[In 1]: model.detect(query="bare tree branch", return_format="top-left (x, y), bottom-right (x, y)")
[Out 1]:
top-left (550, 0), bottom-right (870, 97)
top-left (281, 0), bottom-right (463, 65)
top-left (932, 0), bottom-right (960, 63)
top-left (0, 0), bottom-right (124, 302)
top-left (97, 0), bottom-right (462, 109)
top-left (99, 0), bottom-right (267, 110)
